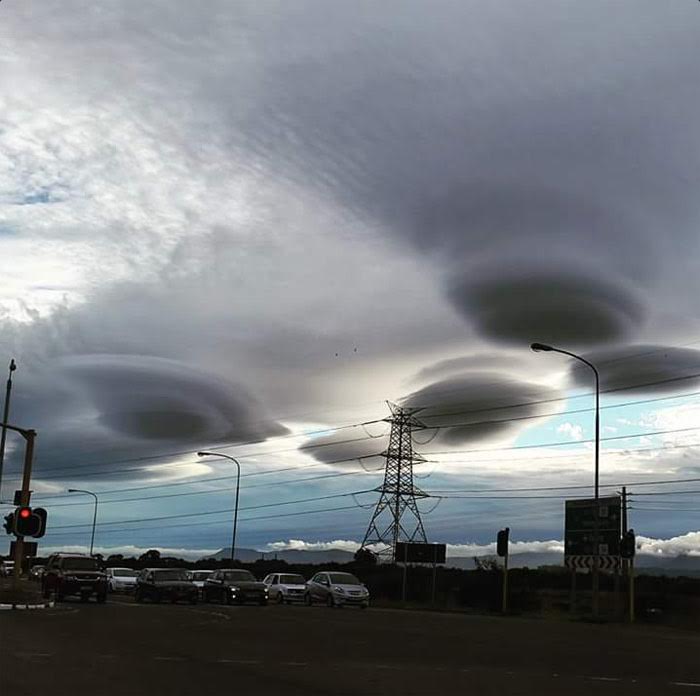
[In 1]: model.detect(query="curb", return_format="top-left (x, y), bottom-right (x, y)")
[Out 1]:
top-left (0, 601), bottom-right (55, 610)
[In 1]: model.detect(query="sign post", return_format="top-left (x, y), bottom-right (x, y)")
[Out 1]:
top-left (497, 527), bottom-right (510, 614)
top-left (565, 496), bottom-right (621, 616)
top-left (394, 542), bottom-right (447, 605)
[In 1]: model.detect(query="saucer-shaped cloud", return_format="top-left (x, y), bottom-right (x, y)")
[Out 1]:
top-left (402, 373), bottom-right (562, 446)
top-left (8, 354), bottom-right (287, 481)
top-left (569, 345), bottom-right (700, 394)
top-left (448, 270), bottom-right (644, 348)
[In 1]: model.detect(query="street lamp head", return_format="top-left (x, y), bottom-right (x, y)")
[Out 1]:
top-left (9, 359), bottom-right (17, 372)
top-left (68, 488), bottom-right (78, 493)
top-left (197, 451), bottom-right (210, 457)
top-left (530, 342), bottom-right (554, 352)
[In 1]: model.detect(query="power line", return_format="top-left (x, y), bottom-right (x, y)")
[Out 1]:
top-left (424, 426), bottom-right (700, 456)
top-left (628, 489), bottom-right (700, 497)
top-left (41, 503), bottom-right (365, 537)
top-left (4, 373), bottom-right (699, 482)
top-left (425, 476), bottom-right (700, 494)
top-left (47, 489), bottom-right (375, 530)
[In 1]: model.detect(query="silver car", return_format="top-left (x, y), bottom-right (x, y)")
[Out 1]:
top-left (105, 567), bottom-right (139, 593)
top-left (263, 572), bottom-right (307, 604)
top-left (305, 571), bottom-right (369, 609)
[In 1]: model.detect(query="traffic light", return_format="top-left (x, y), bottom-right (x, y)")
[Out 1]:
top-left (620, 529), bottom-right (636, 559)
top-left (12, 506), bottom-right (47, 538)
top-left (2, 511), bottom-right (14, 535)
top-left (32, 508), bottom-right (47, 538)
top-left (497, 527), bottom-right (510, 557)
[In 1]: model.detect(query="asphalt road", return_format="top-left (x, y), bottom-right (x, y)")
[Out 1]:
top-left (1, 595), bottom-right (699, 695)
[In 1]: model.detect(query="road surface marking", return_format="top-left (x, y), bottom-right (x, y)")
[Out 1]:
top-left (590, 677), bottom-right (621, 682)
top-left (154, 656), bottom-right (184, 662)
top-left (283, 662), bottom-right (308, 667)
top-left (671, 683), bottom-right (700, 689)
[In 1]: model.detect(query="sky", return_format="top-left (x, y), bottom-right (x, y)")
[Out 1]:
top-left (0, 1), bottom-right (699, 560)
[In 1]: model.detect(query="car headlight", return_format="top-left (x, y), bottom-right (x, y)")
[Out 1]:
top-left (333, 586), bottom-right (345, 594)
top-left (64, 575), bottom-right (78, 581)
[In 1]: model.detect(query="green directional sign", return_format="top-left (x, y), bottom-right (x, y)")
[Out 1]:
top-left (565, 496), bottom-right (621, 557)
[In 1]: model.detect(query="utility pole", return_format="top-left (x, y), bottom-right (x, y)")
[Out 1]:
top-left (0, 359), bottom-right (17, 498)
top-left (1, 424), bottom-right (37, 590)
top-left (360, 402), bottom-right (429, 560)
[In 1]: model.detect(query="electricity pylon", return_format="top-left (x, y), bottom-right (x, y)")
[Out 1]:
top-left (360, 402), bottom-right (429, 561)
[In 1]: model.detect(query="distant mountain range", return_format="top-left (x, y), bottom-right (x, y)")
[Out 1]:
top-left (202, 547), bottom-right (700, 576)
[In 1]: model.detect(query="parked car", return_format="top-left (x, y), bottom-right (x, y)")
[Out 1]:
top-left (105, 567), bottom-right (139, 593)
top-left (42, 553), bottom-right (107, 603)
top-left (29, 564), bottom-right (45, 582)
top-left (203, 569), bottom-right (268, 605)
top-left (305, 571), bottom-right (369, 608)
top-left (135, 568), bottom-right (197, 604)
top-left (263, 572), bottom-right (307, 604)
top-left (1, 560), bottom-right (16, 577)
top-left (188, 569), bottom-right (214, 597)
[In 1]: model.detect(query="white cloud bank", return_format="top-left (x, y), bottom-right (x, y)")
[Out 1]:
top-left (264, 532), bottom-right (700, 558)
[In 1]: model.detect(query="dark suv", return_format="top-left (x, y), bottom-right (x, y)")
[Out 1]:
top-left (42, 554), bottom-right (108, 603)
top-left (135, 568), bottom-right (198, 604)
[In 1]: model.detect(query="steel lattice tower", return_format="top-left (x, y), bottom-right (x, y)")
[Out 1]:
top-left (360, 402), bottom-right (429, 560)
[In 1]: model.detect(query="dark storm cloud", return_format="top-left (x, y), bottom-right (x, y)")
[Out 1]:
top-left (306, 370), bottom-right (562, 464)
top-left (448, 270), bottom-right (645, 347)
top-left (209, 2), bottom-right (700, 348)
top-left (412, 353), bottom-right (533, 384)
top-left (300, 430), bottom-right (387, 468)
top-left (6, 354), bottom-right (287, 481)
top-left (402, 373), bottom-right (562, 445)
top-left (569, 345), bottom-right (700, 394)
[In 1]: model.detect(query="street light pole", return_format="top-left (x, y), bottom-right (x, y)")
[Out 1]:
top-left (531, 342), bottom-right (601, 617)
top-left (68, 489), bottom-right (99, 556)
top-left (197, 451), bottom-right (241, 565)
top-left (0, 359), bottom-right (17, 497)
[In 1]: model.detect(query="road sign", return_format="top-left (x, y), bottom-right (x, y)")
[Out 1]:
top-left (565, 496), bottom-right (621, 557)
top-left (395, 542), bottom-right (446, 564)
top-left (9, 540), bottom-right (38, 557)
top-left (565, 555), bottom-right (619, 571)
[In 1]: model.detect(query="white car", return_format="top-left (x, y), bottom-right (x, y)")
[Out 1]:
top-left (263, 573), bottom-right (307, 604)
top-left (189, 570), bottom-right (214, 596)
top-left (305, 571), bottom-right (370, 608)
top-left (105, 567), bottom-right (139, 593)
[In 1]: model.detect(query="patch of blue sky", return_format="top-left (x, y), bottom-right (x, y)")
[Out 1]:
top-left (513, 391), bottom-right (700, 452)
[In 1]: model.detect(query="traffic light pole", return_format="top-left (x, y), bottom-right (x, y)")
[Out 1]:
top-left (1, 421), bottom-right (37, 589)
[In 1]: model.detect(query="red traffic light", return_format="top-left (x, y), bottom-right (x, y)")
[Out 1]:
top-left (19, 507), bottom-right (31, 519)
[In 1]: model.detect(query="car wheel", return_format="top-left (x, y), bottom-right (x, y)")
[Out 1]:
top-left (153, 592), bottom-right (162, 604)
top-left (135, 589), bottom-right (143, 603)
top-left (304, 593), bottom-right (312, 606)
top-left (258, 598), bottom-right (268, 606)
top-left (326, 594), bottom-right (335, 608)
top-left (276, 592), bottom-right (284, 605)
top-left (97, 593), bottom-right (107, 604)
top-left (190, 596), bottom-right (198, 605)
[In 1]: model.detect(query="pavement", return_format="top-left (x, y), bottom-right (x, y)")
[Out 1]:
top-left (1, 594), bottom-right (699, 695)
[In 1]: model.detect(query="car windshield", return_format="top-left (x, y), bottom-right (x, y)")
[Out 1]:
top-left (328, 573), bottom-right (361, 585)
top-left (191, 571), bottom-right (212, 581)
top-left (62, 558), bottom-right (99, 571)
top-left (279, 574), bottom-right (306, 585)
top-left (112, 569), bottom-right (138, 577)
top-left (153, 570), bottom-right (189, 581)
top-left (222, 570), bottom-right (255, 582)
